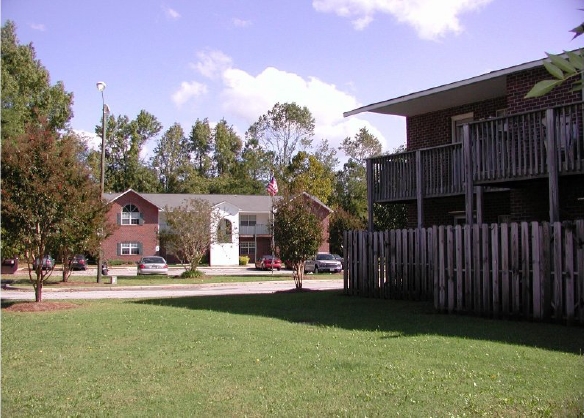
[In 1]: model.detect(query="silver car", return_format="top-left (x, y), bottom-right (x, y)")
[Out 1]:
top-left (137, 256), bottom-right (168, 275)
top-left (305, 253), bottom-right (342, 274)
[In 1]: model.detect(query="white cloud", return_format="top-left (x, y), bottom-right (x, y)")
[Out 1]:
top-left (232, 18), bottom-right (252, 28)
top-left (30, 23), bottom-right (46, 31)
top-left (219, 65), bottom-right (386, 152)
top-left (191, 49), bottom-right (233, 79)
top-left (162, 5), bottom-right (181, 20)
top-left (73, 129), bottom-right (101, 151)
top-left (174, 50), bottom-right (391, 155)
top-left (171, 81), bottom-right (208, 107)
top-left (312, 0), bottom-right (492, 39)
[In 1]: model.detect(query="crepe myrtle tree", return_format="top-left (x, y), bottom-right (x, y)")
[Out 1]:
top-left (159, 198), bottom-right (222, 273)
top-left (273, 195), bottom-right (323, 289)
top-left (1, 119), bottom-right (109, 302)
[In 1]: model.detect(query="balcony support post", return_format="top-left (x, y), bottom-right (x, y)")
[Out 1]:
top-left (416, 150), bottom-right (424, 229)
top-left (475, 186), bottom-right (483, 225)
top-left (463, 125), bottom-right (474, 226)
top-left (546, 108), bottom-right (560, 223)
top-left (367, 158), bottom-right (374, 232)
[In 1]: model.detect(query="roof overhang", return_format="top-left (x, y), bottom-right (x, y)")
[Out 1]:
top-left (343, 57), bottom-right (546, 118)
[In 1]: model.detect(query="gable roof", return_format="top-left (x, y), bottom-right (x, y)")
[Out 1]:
top-left (143, 194), bottom-right (277, 213)
top-left (343, 55), bottom-right (547, 118)
top-left (104, 190), bottom-right (334, 215)
top-left (104, 189), bottom-right (164, 209)
top-left (300, 192), bottom-right (333, 214)
top-left (104, 190), bottom-right (278, 213)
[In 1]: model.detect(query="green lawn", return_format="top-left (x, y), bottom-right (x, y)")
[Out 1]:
top-left (2, 291), bottom-right (583, 417)
top-left (5, 272), bottom-right (340, 287)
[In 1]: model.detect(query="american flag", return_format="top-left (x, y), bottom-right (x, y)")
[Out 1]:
top-left (266, 176), bottom-right (278, 196)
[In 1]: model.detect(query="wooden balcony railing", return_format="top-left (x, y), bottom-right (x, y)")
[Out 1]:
top-left (368, 102), bottom-right (584, 204)
top-left (472, 102), bottom-right (583, 183)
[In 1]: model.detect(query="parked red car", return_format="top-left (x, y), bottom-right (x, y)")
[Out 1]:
top-left (255, 255), bottom-right (282, 271)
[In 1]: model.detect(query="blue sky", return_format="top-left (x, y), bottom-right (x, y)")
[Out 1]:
top-left (3, 0), bottom-right (583, 164)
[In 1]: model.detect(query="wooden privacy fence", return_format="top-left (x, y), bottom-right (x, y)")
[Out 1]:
top-left (343, 220), bottom-right (584, 324)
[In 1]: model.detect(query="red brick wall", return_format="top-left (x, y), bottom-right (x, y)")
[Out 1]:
top-left (401, 64), bottom-right (583, 227)
top-left (507, 66), bottom-right (580, 114)
top-left (509, 177), bottom-right (584, 222)
top-left (407, 97), bottom-right (507, 150)
top-left (405, 191), bottom-right (511, 228)
top-left (103, 191), bottom-right (160, 263)
top-left (406, 66), bottom-right (581, 152)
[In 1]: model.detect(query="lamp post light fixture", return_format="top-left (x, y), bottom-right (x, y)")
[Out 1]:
top-left (96, 81), bottom-right (108, 283)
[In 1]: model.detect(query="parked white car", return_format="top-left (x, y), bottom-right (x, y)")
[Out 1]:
top-left (305, 253), bottom-right (342, 274)
top-left (137, 256), bottom-right (168, 275)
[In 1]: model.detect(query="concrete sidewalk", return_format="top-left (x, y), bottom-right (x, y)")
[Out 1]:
top-left (1, 278), bottom-right (343, 300)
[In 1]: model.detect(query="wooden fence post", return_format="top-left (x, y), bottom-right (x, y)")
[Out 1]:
top-left (531, 222), bottom-right (542, 320)
top-left (553, 222), bottom-right (563, 321)
top-left (577, 220), bottom-right (584, 323)
top-left (564, 222), bottom-right (575, 323)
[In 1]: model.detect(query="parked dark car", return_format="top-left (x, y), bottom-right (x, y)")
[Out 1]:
top-left (70, 254), bottom-right (88, 271)
top-left (137, 256), bottom-right (168, 275)
top-left (305, 253), bottom-right (342, 274)
top-left (32, 255), bottom-right (55, 271)
top-left (255, 255), bottom-right (282, 271)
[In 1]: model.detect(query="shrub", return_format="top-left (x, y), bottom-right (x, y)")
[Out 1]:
top-left (180, 269), bottom-right (204, 279)
top-left (239, 256), bottom-right (249, 265)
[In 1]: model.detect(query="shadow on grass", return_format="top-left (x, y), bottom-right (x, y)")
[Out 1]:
top-left (135, 289), bottom-right (584, 355)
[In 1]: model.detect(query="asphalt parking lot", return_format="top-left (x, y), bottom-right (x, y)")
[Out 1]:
top-left (8, 264), bottom-right (297, 277)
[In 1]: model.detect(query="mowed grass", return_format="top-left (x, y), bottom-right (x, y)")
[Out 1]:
top-left (2, 291), bottom-right (583, 417)
top-left (6, 270), bottom-right (338, 287)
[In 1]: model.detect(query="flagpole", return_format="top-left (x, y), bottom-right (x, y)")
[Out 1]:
top-left (271, 194), bottom-right (275, 276)
top-left (267, 175), bottom-right (278, 276)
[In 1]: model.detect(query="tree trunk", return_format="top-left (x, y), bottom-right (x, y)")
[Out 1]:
top-left (35, 280), bottom-right (43, 302)
top-left (294, 264), bottom-right (303, 289)
top-left (62, 265), bottom-right (71, 282)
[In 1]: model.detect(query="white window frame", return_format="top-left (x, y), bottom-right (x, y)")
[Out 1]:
top-left (239, 241), bottom-right (255, 255)
top-left (451, 112), bottom-right (474, 143)
top-left (240, 215), bottom-right (257, 227)
top-left (120, 242), bottom-right (140, 255)
top-left (121, 204), bottom-right (141, 225)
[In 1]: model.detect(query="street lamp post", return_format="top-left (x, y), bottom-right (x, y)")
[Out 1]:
top-left (96, 81), bottom-right (108, 283)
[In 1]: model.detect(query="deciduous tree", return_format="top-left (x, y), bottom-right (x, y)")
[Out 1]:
top-left (159, 199), bottom-right (221, 272)
top-left (334, 159), bottom-right (368, 220)
top-left (1, 119), bottom-right (109, 301)
top-left (273, 196), bottom-right (323, 289)
top-left (1, 21), bottom-right (73, 142)
top-left (246, 102), bottom-right (315, 175)
top-left (151, 123), bottom-right (191, 192)
top-left (188, 118), bottom-right (213, 177)
top-left (285, 151), bottom-right (335, 204)
top-left (340, 127), bottom-right (382, 165)
top-left (97, 110), bottom-right (162, 192)
top-left (213, 118), bottom-right (242, 176)
top-left (328, 208), bottom-right (366, 255)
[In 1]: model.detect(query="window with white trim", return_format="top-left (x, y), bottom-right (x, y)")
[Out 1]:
top-left (120, 242), bottom-right (141, 255)
top-left (240, 241), bottom-right (255, 256)
top-left (451, 112), bottom-right (474, 143)
top-left (121, 204), bottom-right (141, 225)
top-left (240, 215), bottom-right (256, 226)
